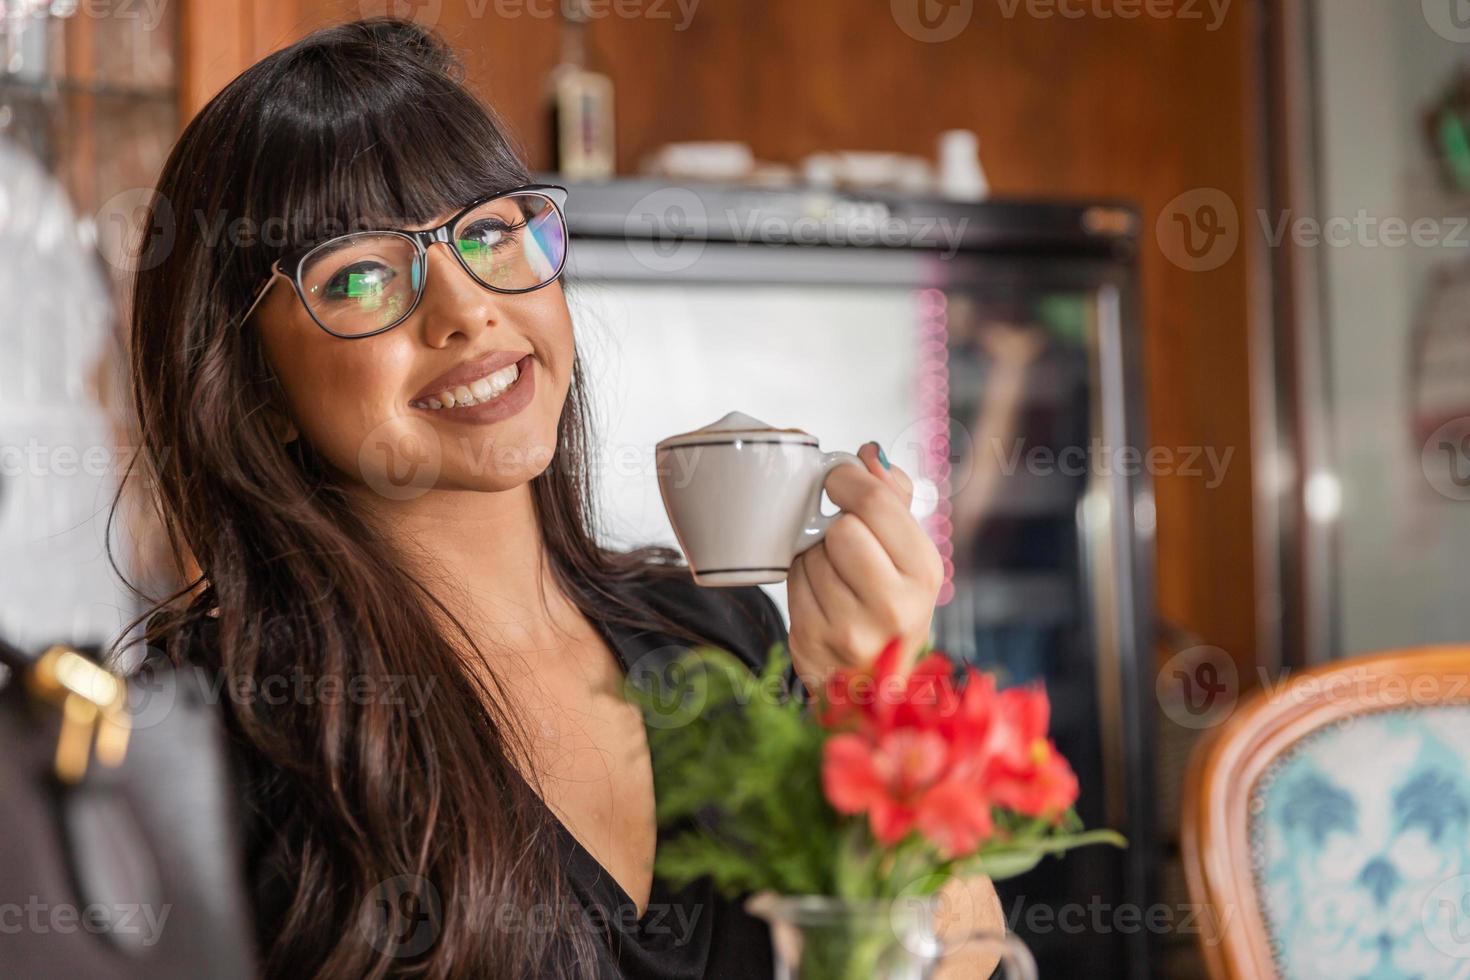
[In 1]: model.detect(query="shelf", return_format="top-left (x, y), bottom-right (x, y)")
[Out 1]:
top-left (0, 76), bottom-right (175, 103)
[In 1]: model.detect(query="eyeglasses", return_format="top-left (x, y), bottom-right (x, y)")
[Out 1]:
top-left (239, 184), bottom-right (569, 339)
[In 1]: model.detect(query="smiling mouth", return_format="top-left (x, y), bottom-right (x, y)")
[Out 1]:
top-left (410, 355), bottom-right (529, 410)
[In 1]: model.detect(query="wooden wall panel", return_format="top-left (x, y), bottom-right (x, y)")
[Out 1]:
top-left (178, 0), bottom-right (1265, 674)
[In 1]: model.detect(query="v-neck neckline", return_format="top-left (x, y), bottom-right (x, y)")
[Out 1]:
top-left (524, 606), bottom-right (668, 927)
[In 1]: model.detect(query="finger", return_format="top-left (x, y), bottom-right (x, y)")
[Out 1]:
top-left (884, 459), bottom-right (915, 503)
top-left (822, 463), bottom-right (934, 580)
top-left (787, 558), bottom-right (838, 682)
top-left (856, 442), bottom-right (913, 508)
top-left (803, 539), bottom-right (867, 627)
top-left (787, 552), bottom-right (829, 627)
top-left (820, 512), bottom-right (905, 611)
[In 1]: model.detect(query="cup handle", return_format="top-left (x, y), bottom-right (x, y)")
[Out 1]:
top-left (793, 451), bottom-right (865, 557)
top-left (941, 930), bottom-right (1038, 980)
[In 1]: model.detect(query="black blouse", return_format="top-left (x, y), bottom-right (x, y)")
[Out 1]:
top-left (149, 571), bottom-right (792, 979)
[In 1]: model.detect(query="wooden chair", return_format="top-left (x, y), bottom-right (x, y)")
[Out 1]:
top-left (1181, 646), bottom-right (1470, 979)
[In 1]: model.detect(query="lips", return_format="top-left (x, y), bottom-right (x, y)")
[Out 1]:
top-left (411, 349), bottom-right (531, 404)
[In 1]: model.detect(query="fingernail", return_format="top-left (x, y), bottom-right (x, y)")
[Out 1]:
top-left (876, 444), bottom-right (891, 470)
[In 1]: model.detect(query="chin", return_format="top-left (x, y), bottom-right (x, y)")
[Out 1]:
top-left (440, 427), bottom-right (560, 490)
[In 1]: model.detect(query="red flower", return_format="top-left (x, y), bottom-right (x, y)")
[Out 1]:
top-left (823, 724), bottom-right (993, 857)
top-left (817, 637), bottom-right (1079, 858)
top-left (979, 686), bottom-right (1079, 822)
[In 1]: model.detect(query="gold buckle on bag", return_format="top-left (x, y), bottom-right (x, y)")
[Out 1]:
top-left (24, 645), bottom-right (132, 784)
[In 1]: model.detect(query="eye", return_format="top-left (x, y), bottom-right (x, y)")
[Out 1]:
top-left (457, 218), bottom-right (525, 257)
top-left (321, 260), bottom-right (397, 304)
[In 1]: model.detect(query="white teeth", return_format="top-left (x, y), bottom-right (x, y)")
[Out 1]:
top-left (412, 359), bottom-right (524, 410)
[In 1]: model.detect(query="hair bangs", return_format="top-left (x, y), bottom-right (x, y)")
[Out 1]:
top-left (240, 40), bottom-right (529, 269)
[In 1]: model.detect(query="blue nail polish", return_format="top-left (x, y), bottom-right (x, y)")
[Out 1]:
top-left (877, 445), bottom-right (891, 470)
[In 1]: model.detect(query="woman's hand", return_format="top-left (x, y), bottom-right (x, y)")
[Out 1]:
top-left (786, 442), bottom-right (945, 690)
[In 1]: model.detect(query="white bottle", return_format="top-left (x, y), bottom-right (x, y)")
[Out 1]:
top-left (937, 129), bottom-right (989, 201)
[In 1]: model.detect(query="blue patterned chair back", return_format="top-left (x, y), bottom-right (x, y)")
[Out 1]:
top-left (1183, 648), bottom-right (1470, 979)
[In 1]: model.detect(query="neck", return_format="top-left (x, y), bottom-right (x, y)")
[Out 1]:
top-left (347, 480), bottom-right (579, 654)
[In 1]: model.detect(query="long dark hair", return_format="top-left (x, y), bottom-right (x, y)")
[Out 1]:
top-left (117, 17), bottom-right (717, 979)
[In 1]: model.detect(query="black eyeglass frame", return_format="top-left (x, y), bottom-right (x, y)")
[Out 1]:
top-left (238, 183), bottom-right (570, 340)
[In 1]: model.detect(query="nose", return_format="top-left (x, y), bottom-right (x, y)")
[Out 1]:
top-left (415, 241), bottom-right (506, 348)
top-left (1357, 857), bottom-right (1400, 908)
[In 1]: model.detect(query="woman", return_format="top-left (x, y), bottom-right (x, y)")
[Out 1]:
top-left (124, 17), bottom-right (999, 979)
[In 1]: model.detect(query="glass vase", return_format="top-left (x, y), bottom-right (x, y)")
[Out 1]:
top-left (745, 893), bottom-right (1036, 980)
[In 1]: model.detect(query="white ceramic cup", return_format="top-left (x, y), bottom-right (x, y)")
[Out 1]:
top-left (656, 411), bottom-right (865, 587)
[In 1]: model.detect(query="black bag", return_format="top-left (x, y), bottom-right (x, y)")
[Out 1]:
top-left (0, 636), bottom-right (257, 978)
